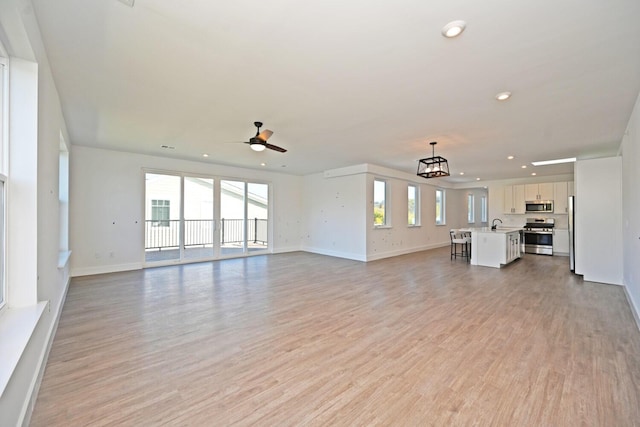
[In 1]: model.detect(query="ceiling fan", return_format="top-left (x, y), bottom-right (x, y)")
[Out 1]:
top-left (244, 121), bottom-right (287, 153)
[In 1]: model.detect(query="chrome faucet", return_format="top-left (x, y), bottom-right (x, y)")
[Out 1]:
top-left (491, 218), bottom-right (503, 230)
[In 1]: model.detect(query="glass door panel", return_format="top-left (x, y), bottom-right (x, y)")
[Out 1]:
top-left (247, 182), bottom-right (269, 253)
top-left (184, 176), bottom-right (214, 260)
top-left (220, 180), bottom-right (246, 256)
top-left (145, 173), bottom-right (181, 263)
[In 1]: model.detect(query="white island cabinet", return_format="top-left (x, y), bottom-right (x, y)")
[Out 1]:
top-left (470, 228), bottom-right (522, 268)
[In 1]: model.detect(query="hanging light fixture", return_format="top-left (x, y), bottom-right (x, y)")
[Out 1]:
top-left (417, 142), bottom-right (450, 179)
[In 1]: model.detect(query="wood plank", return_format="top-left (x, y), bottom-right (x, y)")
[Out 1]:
top-left (31, 249), bottom-right (640, 426)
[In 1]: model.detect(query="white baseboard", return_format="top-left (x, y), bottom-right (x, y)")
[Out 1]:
top-left (301, 242), bottom-right (449, 263)
top-left (366, 242), bottom-right (449, 262)
top-left (71, 262), bottom-right (142, 277)
top-left (623, 284), bottom-right (640, 332)
top-left (301, 246), bottom-right (367, 262)
top-left (272, 246), bottom-right (302, 255)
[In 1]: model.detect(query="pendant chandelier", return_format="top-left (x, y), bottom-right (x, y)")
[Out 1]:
top-left (417, 142), bottom-right (450, 179)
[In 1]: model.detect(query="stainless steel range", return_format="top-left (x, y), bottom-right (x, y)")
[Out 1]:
top-left (523, 218), bottom-right (555, 255)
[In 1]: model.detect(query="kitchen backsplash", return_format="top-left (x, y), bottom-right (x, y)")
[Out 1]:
top-left (497, 214), bottom-right (569, 229)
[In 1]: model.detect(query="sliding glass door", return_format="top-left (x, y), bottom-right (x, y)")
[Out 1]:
top-left (184, 177), bottom-right (214, 260)
top-left (220, 180), bottom-right (246, 256)
top-left (145, 172), bottom-right (269, 264)
top-left (145, 173), bottom-right (181, 263)
top-left (247, 182), bottom-right (269, 253)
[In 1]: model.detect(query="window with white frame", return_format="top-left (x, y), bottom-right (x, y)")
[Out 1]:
top-left (435, 189), bottom-right (445, 225)
top-left (468, 194), bottom-right (475, 223)
top-left (481, 195), bottom-right (487, 223)
top-left (59, 134), bottom-right (69, 254)
top-left (151, 199), bottom-right (171, 226)
top-left (374, 179), bottom-right (387, 226)
top-left (0, 55), bottom-right (6, 312)
top-left (408, 184), bottom-right (419, 226)
top-left (0, 178), bottom-right (5, 311)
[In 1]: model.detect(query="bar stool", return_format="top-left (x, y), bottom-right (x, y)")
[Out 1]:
top-left (450, 229), bottom-right (471, 262)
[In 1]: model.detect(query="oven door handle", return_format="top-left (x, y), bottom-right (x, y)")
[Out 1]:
top-left (524, 230), bottom-right (553, 235)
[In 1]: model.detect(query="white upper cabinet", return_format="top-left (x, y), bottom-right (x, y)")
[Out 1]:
top-left (505, 181), bottom-right (574, 215)
top-left (504, 185), bottom-right (525, 214)
top-left (554, 182), bottom-right (569, 213)
top-left (525, 183), bottom-right (554, 201)
top-left (539, 183), bottom-right (554, 200)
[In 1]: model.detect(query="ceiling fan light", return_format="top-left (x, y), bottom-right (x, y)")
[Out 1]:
top-left (250, 143), bottom-right (266, 152)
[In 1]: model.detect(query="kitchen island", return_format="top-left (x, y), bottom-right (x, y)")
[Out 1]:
top-left (469, 227), bottom-right (522, 268)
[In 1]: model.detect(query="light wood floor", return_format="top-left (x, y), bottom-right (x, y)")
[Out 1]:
top-left (31, 249), bottom-right (640, 426)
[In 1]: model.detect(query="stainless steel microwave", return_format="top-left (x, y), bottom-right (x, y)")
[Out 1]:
top-left (525, 200), bottom-right (554, 213)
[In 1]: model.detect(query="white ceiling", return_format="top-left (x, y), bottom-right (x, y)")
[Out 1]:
top-left (30, 0), bottom-right (640, 183)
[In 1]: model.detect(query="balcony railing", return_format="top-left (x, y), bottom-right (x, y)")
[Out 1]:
top-left (145, 219), bottom-right (268, 250)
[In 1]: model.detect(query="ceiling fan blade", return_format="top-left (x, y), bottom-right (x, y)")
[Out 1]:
top-left (265, 143), bottom-right (287, 153)
top-left (257, 129), bottom-right (273, 141)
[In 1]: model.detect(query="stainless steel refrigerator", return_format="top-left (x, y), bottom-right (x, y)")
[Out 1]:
top-left (568, 195), bottom-right (576, 272)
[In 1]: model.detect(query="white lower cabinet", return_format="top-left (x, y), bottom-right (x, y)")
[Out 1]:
top-left (471, 229), bottom-right (521, 268)
top-left (506, 232), bottom-right (521, 263)
top-left (553, 229), bottom-right (570, 255)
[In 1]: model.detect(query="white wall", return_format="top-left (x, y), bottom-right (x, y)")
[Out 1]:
top-left (458, 188), bottom-right (489, 227)
top-left (0, 0), bottom-right (71, 424)
top-left (621, 92), bottom-right (640, 326)
top-left (70, 146), bottom-right (303, 276)
top-left (366, 169), bottom-right (464, 261)
top-left (575, 157), bottom-right (623, 285)
top-left (369, 177), bottom-right (464, 260)
top-left (302, 171), bottom-right (367, 260)
top-left (300, 164), bottom-right (464, 262)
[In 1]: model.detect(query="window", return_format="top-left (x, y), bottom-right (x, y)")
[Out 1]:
top-left (0, 178), bottom-right (4, 311)
top-left (0, 56), bottom-right (6, 312)
top-left (151, 199), bottom-right (170, 226)
top-left (374, 179), bottom-right (386, 226)
top-left (435, 189), bottom-right (445, 225)
top-left (468, 194), bottom-right (475, 223)
top-left (59, 134), bottom-right (69, 255)
top-left (481, 195), bottom-right (488, 223)
top-left (408, 184), bottom-right (419, 226)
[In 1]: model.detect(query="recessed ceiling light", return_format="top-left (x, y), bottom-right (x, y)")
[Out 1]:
top-left (521, 165), bottom-right (527, 169)
top-left (531, 173), bottom-right (537, 176)
top-left (495, 91), bottom-right (512, 101)
top-left (260, 162), bottom-right (266, 166)
top-left (202, 153), bottom-right (209, 157)
top-left (531, 157), bottom-right (577, 166)
top-left (476, 177), bottom-right (481, 181)
top-left (507, 155), bottom-right (514, 160)
top-left (442, 20), bottom-right (466, 38)
top-left (459, 172), bottom-right (464, 175)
